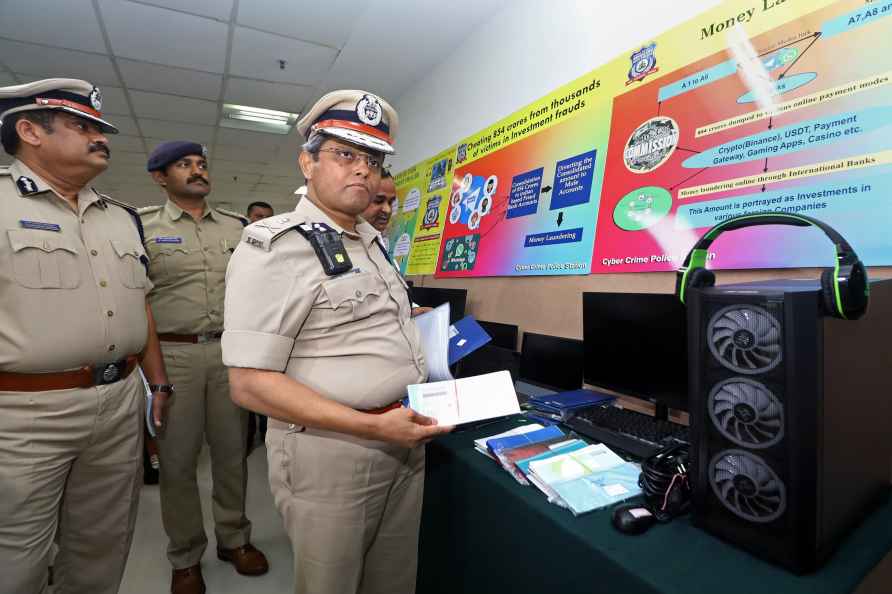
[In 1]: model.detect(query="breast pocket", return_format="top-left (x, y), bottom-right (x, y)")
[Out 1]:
top-left (148, 243), bottom-right (199, 283)
top-left (7, 229), bottom-right (81, 289)
top-left (320, 272), bottom-right (384, 324)
top-left (110, 239), bottom-right (148, 289)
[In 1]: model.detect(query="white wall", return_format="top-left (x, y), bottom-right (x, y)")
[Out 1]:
top-left (391, 0), bottom-right (722, 171)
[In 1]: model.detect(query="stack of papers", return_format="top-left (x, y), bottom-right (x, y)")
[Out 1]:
top-left (473, 424), bottom-right (642, 514)
top-left (528, 444), bottom-right (642, 515)
top-left (487, 425), bottom-right (572, 484)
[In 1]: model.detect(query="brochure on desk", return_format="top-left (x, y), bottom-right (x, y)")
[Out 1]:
top-left (528, 443), bottom-right (641, 515)
top-left (407, 370), bottom-right (520, 426)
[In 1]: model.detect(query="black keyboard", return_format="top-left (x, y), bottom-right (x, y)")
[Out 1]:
top-left (564, 405), bottom-right (689, 459)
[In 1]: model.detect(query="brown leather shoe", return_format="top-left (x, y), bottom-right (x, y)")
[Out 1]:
top-left (216, 543), bottom-right (269, 576)
top-left (171, 564), bottom-right (205, 594)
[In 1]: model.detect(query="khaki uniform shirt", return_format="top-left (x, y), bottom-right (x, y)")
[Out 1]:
top-left (222, 197), bottom-right (427, 409)
top-left (140, 200), bottom-right (245, 335)
top-left (0, 160), bottom-right (151, 372)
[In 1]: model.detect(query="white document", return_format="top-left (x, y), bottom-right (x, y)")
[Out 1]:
top-left (407, 370), bottom-right (520, 426)
top-left (413, 302), bottom-right (453, 381)
top-left (138, 367), bottom-right (156, 437)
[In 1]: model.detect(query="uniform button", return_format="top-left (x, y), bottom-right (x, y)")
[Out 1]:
top-left (203, 247), bottom-right (209, 252)
top-left (288, 423), bottom-right (296, 430)
top-left (108, 344), bottom-right (116, 352)
top-left (355, 290), bottom-right (362, 298)
top-left (107, 310), bottom-right (114, 317)
top-left (90, 249), bottom-right (98, 256)
top-left (99, 280), bottom-right (108, 287)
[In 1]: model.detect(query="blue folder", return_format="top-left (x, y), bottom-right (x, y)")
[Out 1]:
top-left (448, 315), bottom-right (492, 365)
top-left (527, 389), bottom-right (616, 414)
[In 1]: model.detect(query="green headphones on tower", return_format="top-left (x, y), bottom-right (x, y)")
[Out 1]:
top-left (676, 213), bottom-right (869, 320)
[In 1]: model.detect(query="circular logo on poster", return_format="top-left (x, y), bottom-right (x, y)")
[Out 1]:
top-left (623, 116), bottom-right (680, 174)
top-left (612, 186), bottom-right (672, 231)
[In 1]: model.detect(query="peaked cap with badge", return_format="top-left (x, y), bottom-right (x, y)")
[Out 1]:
top-left (297, 90), bottom-right (399, 155)
top-left (0, 78), bottom-right (118, 134)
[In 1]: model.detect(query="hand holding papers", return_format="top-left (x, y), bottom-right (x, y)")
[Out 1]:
top-left (407, 370), bottom-right (520, 426)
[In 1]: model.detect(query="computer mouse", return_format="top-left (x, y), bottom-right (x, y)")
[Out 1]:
top-left (611, 504), bottom-right (656, 535)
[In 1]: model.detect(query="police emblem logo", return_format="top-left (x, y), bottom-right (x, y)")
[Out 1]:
top-left (356, 94), bottom-right (383, 127)
top-left (627, 43), bottom-right (658, 85)
top-left (89, 87), bottom-right (103, 111)
top-left (16, 176), bottom-right (39, 195)
top-left (421, 195), bottom-right (441, 229)
top-left (623, 116), bottom-right (680, 174)
top-left (201, 145), bottom-right (208, 159)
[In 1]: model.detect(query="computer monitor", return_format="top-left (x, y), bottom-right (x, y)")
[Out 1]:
top-left (582, 292), bottom-right (688, 415)
top-left (519, 332), bottom-right (584, 391)
top-left (410, 287), bottom-right (467, 324)
top-left (455, 345), bottom-right (520, 382)
top-left (477, 320), bottom-right (519, 350)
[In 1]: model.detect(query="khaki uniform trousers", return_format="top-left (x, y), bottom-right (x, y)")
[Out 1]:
top-left (0, 371), bottom-right (143, 594)
top-left (267, 424), bottom-right (425, 594)
top-left (157, 340), bottom-right (250, 568)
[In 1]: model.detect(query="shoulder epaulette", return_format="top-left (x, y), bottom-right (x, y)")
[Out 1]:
top-left (96, 192), bottom-right (147, 245)
top-left (216, 207), bottom-right (249, 226)
top-left (241, 214), bottom-right (304, 252)
top-left (137, 205), bottom-right (164, 216)
top-left (96, 192), bottom-right (137, 213)
top-left (0, 166), bottom-right (10, 177)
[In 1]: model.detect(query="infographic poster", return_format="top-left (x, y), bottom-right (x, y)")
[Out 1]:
top-left (435, 94), bottom-right (606, 277)
top-left (404, 147), bottom-right (456, 276)
top-left (387, 164), bottom-right (424, 275)
top-left (592, 0), bottom-right (892, 272)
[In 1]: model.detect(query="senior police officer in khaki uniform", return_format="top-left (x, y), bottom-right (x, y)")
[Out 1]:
top-left (0, 78), bottom-right (171, 594)
top-left (223, 90), bottom-right (453, 594)
top-left (140, 141), bottom-right (268, 594)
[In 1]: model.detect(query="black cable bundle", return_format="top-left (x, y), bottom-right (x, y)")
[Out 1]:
top-left (638, 442), bottom-right (691, 522)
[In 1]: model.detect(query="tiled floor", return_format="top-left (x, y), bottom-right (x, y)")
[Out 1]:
top-left (120, 444), bottom-right (293, 593)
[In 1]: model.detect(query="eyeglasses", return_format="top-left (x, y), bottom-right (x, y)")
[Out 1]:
top-left (318, 147), bottom-right (383, 173)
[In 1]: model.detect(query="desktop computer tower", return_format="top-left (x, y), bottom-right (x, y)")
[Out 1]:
top-left (686, 278), bottom-right (892, 573)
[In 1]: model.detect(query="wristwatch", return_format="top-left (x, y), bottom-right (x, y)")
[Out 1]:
top-left (149, 384), bottom-right (175, 394)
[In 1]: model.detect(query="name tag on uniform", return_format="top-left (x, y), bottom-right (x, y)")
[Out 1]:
top-left (19, 220), bottom-right (61, 232)
top-left (154, 236), bottom-right (183, 244)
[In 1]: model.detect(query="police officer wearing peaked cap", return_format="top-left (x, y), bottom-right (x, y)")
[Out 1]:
top-left (222, 90), bottom-right (454, 594)
top-left (139, 140), bottom-right (269, 594)
top-left (0, 78), bottom-right (171, 594)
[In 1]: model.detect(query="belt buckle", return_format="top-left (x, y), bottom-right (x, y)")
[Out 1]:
top-left (197, 333), bottom-right (210, 344)
top-left (95, 360), bottom-right (122, 385)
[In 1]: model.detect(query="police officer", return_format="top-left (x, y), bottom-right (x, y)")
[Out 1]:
top-left (0, 78), bottom-right (170, 594)
top-left (223, 90), bottom-right (453, 594)
top-left (140, 141), bottom-right (268, 594)
top-left (361, 169), bottom-right (396, 234)
top-left (245, 200), bottom-right (274, 223)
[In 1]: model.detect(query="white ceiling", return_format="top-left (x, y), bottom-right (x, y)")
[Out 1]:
top-left (0, 0), bottom-right (506, 212)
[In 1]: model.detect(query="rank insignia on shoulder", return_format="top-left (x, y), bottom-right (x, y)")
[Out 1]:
top-left (19, 220), bottom-right (61, 232)
top-left (16, 176), bottom-right (39, 195)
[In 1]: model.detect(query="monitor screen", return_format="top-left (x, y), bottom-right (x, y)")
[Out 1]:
top-left (477, 320), bottom-right (519, 350)
top-left (410, 287), bottom-right (467, 324)
top-left (519, 332), bottom-right (584, 391)
top-left (582, 292), bottom-right (688, 412)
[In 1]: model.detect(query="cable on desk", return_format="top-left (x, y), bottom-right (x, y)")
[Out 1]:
top-left (638, 442), bottom-right (691, 522)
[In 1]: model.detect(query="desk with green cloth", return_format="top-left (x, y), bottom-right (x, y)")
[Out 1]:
top-left (417, 417), bottom-right (892, 594)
